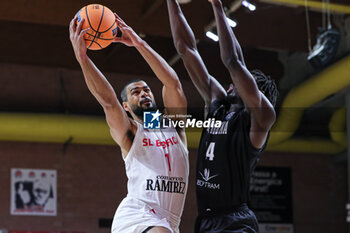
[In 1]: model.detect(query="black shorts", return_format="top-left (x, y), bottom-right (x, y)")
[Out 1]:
top-left (195, 204), bottom-right (259, 233)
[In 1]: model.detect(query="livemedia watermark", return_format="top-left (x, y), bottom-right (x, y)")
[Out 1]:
top-left (143, 110), bottom-right (222, 129)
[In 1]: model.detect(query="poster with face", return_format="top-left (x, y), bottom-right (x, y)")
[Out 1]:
top-left (10, 168), bottom-right (57, 216)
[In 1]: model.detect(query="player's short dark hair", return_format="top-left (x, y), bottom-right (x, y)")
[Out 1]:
top-left (120, 79), bottom-right (144, 102)
top-left (250, 69), bottom-right (279, 107)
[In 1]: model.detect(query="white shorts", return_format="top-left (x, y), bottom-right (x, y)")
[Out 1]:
top-left (111, 196), bottom-right (180, 233)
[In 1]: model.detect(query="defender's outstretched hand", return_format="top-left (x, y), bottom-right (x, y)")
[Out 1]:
top-left (113, 13), bottom-right (142, 47)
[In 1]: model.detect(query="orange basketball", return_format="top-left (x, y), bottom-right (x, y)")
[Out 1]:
top-left (75, 4), bottom-right (118, 50)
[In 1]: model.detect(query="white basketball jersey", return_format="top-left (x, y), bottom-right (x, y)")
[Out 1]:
top-left (123, 121), bottom-right (189, 219)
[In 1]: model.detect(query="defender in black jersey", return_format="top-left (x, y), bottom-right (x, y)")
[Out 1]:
top-left (166, 0), bottom-right (279, 232)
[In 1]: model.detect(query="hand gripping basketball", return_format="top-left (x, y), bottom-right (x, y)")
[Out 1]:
top-left (113, 13), bottom-right (142, 47)
top-left (69, 17), bottom-right (90, 63)
top-left (74, 4), bottom-right (120, 50)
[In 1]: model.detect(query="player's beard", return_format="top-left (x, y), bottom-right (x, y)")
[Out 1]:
top-left (131, 101), bottom-right (157, 118)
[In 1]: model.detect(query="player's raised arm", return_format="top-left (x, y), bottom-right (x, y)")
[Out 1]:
top-left (210, 0), bottom-right (276, 134)
top-left (69, 17), bottom-right (135, 152)
top-left (166, 0), bottom-right (226, 111)
top-left (114, 14), bottom-right (187, 119)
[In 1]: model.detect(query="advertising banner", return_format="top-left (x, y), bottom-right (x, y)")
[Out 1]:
top-left (250, 166), bottom-right (293, 233)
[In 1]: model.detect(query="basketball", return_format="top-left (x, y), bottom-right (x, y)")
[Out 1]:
top-left (75, 4), bottom-right (118, 50)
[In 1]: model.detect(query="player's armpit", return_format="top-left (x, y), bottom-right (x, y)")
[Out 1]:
top-left (103, 104), bottom-right (137, 153)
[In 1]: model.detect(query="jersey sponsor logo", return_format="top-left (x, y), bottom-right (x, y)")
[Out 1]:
top-left (142, 137), bottom-right (179, 149)
top-left (199, 168), bottom-right (218, 181)
top-left (197, 180), bottom-right (220, 189)
top-left (146, 176), bottom-right (186, 194)
top-left (197, 168), bottom-right (220, 190)
top-left (206, 121), bottom-right (229, 135)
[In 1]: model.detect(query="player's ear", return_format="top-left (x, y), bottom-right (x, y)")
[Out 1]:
top-left (122, 102), bottom-right (129, 112)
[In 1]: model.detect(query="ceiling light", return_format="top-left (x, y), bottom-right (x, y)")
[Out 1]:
top-left (206, 31), bottom-right (219, 42)
top-left (242, 0), bottom-right (256, 11)
top-left (226, 17), bottom-right (237, 27)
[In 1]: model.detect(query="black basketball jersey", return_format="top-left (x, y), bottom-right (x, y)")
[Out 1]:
top-left (196, 100), bottom-right (268, 216)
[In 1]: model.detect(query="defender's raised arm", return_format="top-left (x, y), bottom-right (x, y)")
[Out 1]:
top-left (210, 0), bottom-right (276, 148)
top-left (166, 0), bottom-right (226, 112)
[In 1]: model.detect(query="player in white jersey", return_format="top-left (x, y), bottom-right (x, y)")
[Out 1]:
top-left (69, 14), bottom-right (188, 233)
